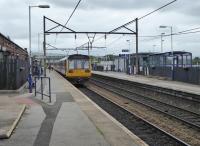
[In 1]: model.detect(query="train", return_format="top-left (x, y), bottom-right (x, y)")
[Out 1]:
top-left (54, 54), bottom-right (91, 84)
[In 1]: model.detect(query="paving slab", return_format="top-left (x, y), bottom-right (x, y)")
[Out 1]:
top-left (0, 96), bottom-right (24, 138)
top-left (50, 102), bottom-right (110, 146)
top-left (0, 92), bottom-right (37, 138)
top-left (0, 105), bottom-right (45, 146)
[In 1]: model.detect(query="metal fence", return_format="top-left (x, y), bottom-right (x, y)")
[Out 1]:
top-left (173, 67), bottom-right (200, 84)
top-left (148, 66), bottom-right (200, 85)
top-left (0, 56), bottom-right (29, 90)
top-left (149, 66), bottom-right (172, 79)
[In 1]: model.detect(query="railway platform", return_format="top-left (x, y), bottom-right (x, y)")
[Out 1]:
top-left (93, 71), bottom-right (200, 96)
top-left (46, 71), bottom-right (147, 146)
top-left (0, 70), bottom-right (148, 146)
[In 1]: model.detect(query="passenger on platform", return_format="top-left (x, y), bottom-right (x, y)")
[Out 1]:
top-left (41, 67), bottom-right (43, 75)
top-left (48, 65), bottom-right (53, 72)
top-left (36, 66), bottom-right (40, 76)
top-left (128, 65), bottom-right (132, 75)
top-left (27, 74), bottom-right (33, 93)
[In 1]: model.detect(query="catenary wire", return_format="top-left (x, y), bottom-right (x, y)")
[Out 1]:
top-left (60, 0), bottom-right (82, 32)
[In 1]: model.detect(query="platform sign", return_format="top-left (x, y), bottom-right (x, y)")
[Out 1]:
top-left (119, 54), bottom-right (128, 59)
top-left (122, 49), bottom-right (129, 53)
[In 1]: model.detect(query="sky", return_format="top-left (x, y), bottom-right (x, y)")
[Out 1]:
top-left (0, 0), bottom-right (200, 57)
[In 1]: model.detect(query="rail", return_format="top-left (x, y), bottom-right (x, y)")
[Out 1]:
top-left (90, 77), bottom-right (200, 130)
top-left (80, 87), bottom-right (190, 146)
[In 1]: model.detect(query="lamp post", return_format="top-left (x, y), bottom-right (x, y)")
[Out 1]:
top-left (127, 40), bottom-right (131, 74)
top-left (159, 26), bottom-right (173, 53)
top-left (160, 33), bottom-right (165, 53)
top-left (28, 5), bottom-right (50, 92)
top-left (126, 40), bottom-right (131, 68)
top-left (29, 5), bottom-right (50, 62)
top-left (159, 25), bottom-right (174, 80)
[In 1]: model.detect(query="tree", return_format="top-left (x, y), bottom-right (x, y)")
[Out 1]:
top-left (193, 57), bottom-right (200, 65)
top-left (105, 54), bottom-right (115, 61)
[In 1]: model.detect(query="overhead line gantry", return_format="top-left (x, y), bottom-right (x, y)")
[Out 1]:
top-left (43, 16), bottom-right (138, 76)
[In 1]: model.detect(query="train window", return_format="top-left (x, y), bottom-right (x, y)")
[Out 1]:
top-left (0, 52), bottom-right (3, 62)
top-left (77, 60), bottom-right (89, 69)
top-left (69, 60), bottom-right (75, 69)
top-left (83, 60), bottom-right (89, 69)
top-left (69, 59), bottom-right (89, 69)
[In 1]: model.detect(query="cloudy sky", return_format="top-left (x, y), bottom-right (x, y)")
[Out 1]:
top-left (0, 0), bottom-right (200, 57)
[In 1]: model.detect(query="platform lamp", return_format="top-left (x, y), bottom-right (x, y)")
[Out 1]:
top-left (160, 33), bottom-right (165, 53)
top-left (28, 4), bottom-right (50, 93)
top-left (159, 25), bottom-right (174, 80)
top-left (126, 40), bottom-right (131, 67)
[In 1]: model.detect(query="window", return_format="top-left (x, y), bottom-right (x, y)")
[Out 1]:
top-left (69, 60), bottom-right (75, 69)
top-left (69, 59), bottom-right (89, 69)
top-left (0, 52), bottom-right (3, 59)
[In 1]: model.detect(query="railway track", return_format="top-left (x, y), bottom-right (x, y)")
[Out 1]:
top-left (93, 74), bottom-right (200, 106)
top-left (89, 77), bottom-right (200, 130)
top-left (79, 86), bottom-right (190, 146)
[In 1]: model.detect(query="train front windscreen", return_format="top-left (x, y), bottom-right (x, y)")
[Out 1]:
top-left (69, 59), bottom-right (89, 69)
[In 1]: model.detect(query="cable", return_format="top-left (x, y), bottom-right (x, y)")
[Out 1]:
top-left (139, 28), bottom-right (200, 42)
top-left (60, 0), bottom-right (82, 32)
top-left (52, 0), bottom-right (82, 49)
top-left (110, 0), bottom-right (177, 33)
top-left (176, 27), bottom-right (200, 34)
top-left (107, 35), bottom-right (125, 46)
top-left (139, 26), bottom-right (200, 39)
top-left (174, 30), bottom-right (200, 36)
top-left (139, 0), bottom-right (177, 20)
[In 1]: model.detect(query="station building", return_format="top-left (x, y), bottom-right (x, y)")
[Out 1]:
top-left (0, 33), bottom-right (29, 90)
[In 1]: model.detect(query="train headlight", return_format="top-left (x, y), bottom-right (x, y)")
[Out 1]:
top-left (69, 69), bottom-right (74, 73)
top-left (85, 69), bottom-right (90, 73)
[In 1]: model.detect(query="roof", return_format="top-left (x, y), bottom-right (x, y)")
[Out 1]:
top-left (149, 51), bottom-right (192, 56)
top-left (0, 33), bottom-right (27, 52)
top-left (59, 56), bottom-right (68, 61)
top-left (68, 54), bottom-right (89, 60)
top-left (131, 52), bottom-right (155, 56)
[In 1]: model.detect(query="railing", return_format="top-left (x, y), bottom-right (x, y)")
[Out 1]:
top-left (34, 76), bottom-right (51, 103)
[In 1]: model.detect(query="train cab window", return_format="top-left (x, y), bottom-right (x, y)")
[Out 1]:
top-left (0, 52), bottom-right (3, 62)
top-left (83, 60), bottom-right (89, 69)
top-left (69, 60), bottom-right (75, 69)
top-left (77, 60), bottom-right (89, 69)
top-left (69, 59), bottom-right (89, 69)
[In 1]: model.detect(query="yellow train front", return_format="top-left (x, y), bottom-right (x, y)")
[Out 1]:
top-left (67, 54), bottom-right (91, 84)
top-left (55, 54), bottom-right (91, 84)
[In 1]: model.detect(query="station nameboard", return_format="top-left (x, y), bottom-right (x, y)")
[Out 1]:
top-left (119, 54), bottom-right (128, 58)
top-left (122, 49), bottom-right (129, 52)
